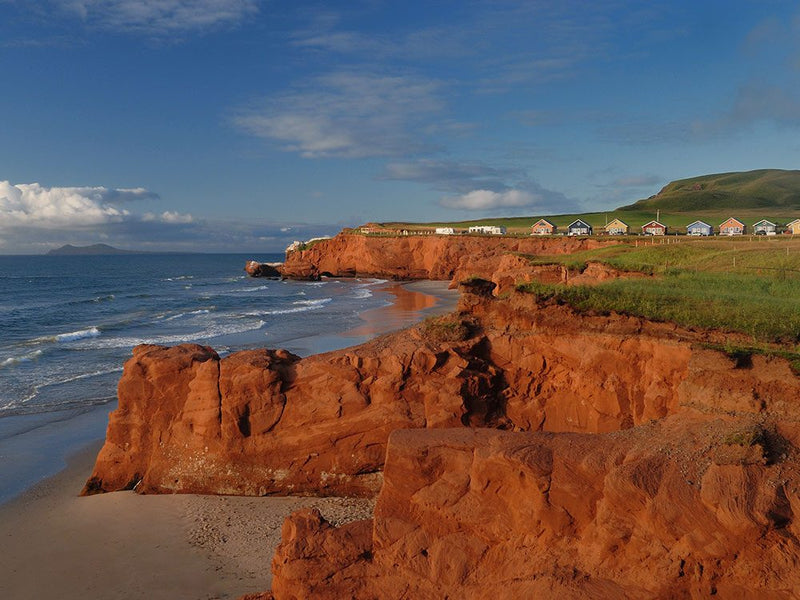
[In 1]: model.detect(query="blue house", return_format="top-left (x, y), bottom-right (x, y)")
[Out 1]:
top-left (686, 220), bottom-right (713, 236)
top-left (567, 219), bottom-right (593, 236)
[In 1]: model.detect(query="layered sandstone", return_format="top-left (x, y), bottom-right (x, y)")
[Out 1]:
top-left (85, 282), bottom-right (800, 499)
top-left (271, 423), bottom-right (800, 599)
top-left (82, 324), bottom-right (504, 497)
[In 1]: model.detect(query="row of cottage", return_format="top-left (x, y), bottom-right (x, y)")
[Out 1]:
top-left (530, 217), bottom-right (800, 237)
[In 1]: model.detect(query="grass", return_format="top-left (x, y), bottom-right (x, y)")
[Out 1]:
top-left (526, 238), bottom-right (800, 275)
top-left (420, 315), bottom-right (472, 343)
top-left (621, 169), bottom-right (800, 212)
top-left (515, 239), bottom-right (800, 345)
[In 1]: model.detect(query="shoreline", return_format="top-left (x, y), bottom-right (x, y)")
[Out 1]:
top-left (0, 278), bottom-right (458, 600)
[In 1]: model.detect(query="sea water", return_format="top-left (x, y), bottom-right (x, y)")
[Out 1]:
top-left (0, 253), bottom-right (394, 502)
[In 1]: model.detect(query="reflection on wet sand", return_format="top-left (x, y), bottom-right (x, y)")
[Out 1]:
top-left (345, 284), bottom-right (439, 337)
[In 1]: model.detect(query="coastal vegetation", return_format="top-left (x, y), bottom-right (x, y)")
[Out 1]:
top-left (420, 315), bottom-right (471, 343)
top-left (516, 238), bottom-right (800, 351)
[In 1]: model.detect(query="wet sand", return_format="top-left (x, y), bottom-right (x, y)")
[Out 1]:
top-left (0, 279), bottom-right (458, 600)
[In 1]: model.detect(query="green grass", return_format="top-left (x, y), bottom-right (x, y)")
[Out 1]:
top-left (620, 169), bottom-right (800, 212)
top-left (526, 238), bottom-right (800, 275)
top-left (513, 238), bottom-right (800, 344)
top-left (517, 267), bottom-right (800, 343)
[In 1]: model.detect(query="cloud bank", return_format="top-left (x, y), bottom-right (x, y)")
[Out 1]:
top-left (0, 180), bottom-right (339, 254)
top-left (0, 182), bottom-right (159, 228)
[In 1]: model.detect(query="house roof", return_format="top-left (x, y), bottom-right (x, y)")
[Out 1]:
top-left (605, 218), bottom-right (628, 228)
top-left (686, 220), bottom-right (712, 228)
top-left (642, 220), bottom-right (666, 228)
top-left (568, 219), bottom-right (591, 228)
top-left (531, 218), bottom-right (555, 228)
top-left (788, 219), bottom-right (800, 226)
top-left (753, 219), bottom-right (776, 226)
top-left (720, 217), bottom-right (745, 227)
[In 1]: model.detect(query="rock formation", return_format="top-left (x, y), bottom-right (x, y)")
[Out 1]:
top-left (82, 268), bottom-right (800, 598)
top-left (270, 422), bottom-right (800, 598)
top-left (85, 281), bottom-right (800, 498)
top-left (280, 233), bottom-right (619, 292)
top-left (245, 260), bottom-right (281, 278)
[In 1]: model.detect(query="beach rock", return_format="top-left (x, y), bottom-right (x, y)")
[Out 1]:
top-left (268, 424), bottom-right (800, 598)
top-left (245, 260), bottom-right (281, 278)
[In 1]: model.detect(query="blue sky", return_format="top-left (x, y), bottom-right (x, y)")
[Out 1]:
top-left (1, 0), bottom-right (799, 253)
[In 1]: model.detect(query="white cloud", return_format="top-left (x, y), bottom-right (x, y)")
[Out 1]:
top-left (0, 181), bottom-right (154, 228)
top-left (159, 210), bottom-right (193, 223)
top-left (54, 0), bottom-right (260, 35)
top-left (234, 72), bottom-right (444, 158)
top-left (440, 189), bottom-right (536, 210)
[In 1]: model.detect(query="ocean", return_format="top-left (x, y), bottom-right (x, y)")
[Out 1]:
top-left (0, 253), bottom-right (407, 503)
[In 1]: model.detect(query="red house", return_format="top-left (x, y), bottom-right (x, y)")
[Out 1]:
top-left (642, 220), bottom-right (667, 236)
top-left (719, 217), bottom-right (745, 236)
top-left (530, 219), bottom-right (556, 236)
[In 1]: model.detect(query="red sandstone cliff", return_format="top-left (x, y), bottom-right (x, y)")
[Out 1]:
top-left (271, 422), bottom-right (800, 599)
top-left (85, 282), bottom-right (800, 498)
top-left (83, 278), bottom-right (800, 597)
top-left (279, 233), bottom-right (619, 291)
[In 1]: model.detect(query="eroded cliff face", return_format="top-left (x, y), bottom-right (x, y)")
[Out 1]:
top-left (271, 423), bottom-right (800, 599)
top-left (83, 335), bottom-right (503, 497)
top-left (279, 233), bottom-right (621, 292)
top-left (84, 278), bottom-right (800, 597)
top-left (85, 282), bottom-right (800, 500)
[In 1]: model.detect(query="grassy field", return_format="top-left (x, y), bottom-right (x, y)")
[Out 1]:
top-left (516, 237), bottom-right (800, 347)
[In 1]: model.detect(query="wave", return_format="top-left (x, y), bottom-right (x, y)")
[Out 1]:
top-left (160, 308), bottom-right (213, 322)
top-left (304, 281), bottom-right (328, 287)
top-left (0, 394), bottom-right (117, 418)
top-left (30, 366), bottom-right (125, 393)
top-left (92, 294), bottom-right (115, 303)
top-left (241, 298), bottom-right (332, 316)
top-left (55, 326), bottom-right (101, 343)
top-left (72, 320), bottom-right (266, 349)
top-left (0, 349), bottom-right (43, 368)
top-left (163, 275), bottom-right (194, 281)
top-left (230, 284), bottom-right (271, 293)
top-left (352, 287), bottom-right (373, 299)
top-left (292, 298), bottom-right (332, 307)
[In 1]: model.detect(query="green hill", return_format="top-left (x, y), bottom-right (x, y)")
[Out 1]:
top-left (619, 169), bottom-right (800, 213)
top-left (378, 169), bottom-right (800, 233)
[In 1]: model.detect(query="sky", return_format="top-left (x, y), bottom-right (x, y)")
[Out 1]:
top-left (1, 0), bottom-right (799, 253)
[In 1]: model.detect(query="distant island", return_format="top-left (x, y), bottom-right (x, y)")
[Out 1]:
top-left (46, 244), bottom-right (143, 256)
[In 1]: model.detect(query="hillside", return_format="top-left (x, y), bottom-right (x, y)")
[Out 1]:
top-left (379, 169), bottom-right (800, 233)
top-left (619, 169), bottom-right (800, 212)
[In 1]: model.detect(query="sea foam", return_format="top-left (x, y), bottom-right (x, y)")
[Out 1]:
top-left (55, 327), bottom-right (101, 343)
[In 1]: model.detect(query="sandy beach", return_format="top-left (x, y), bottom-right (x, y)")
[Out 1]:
top-left (0, 280), bottom-right (457, 600)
